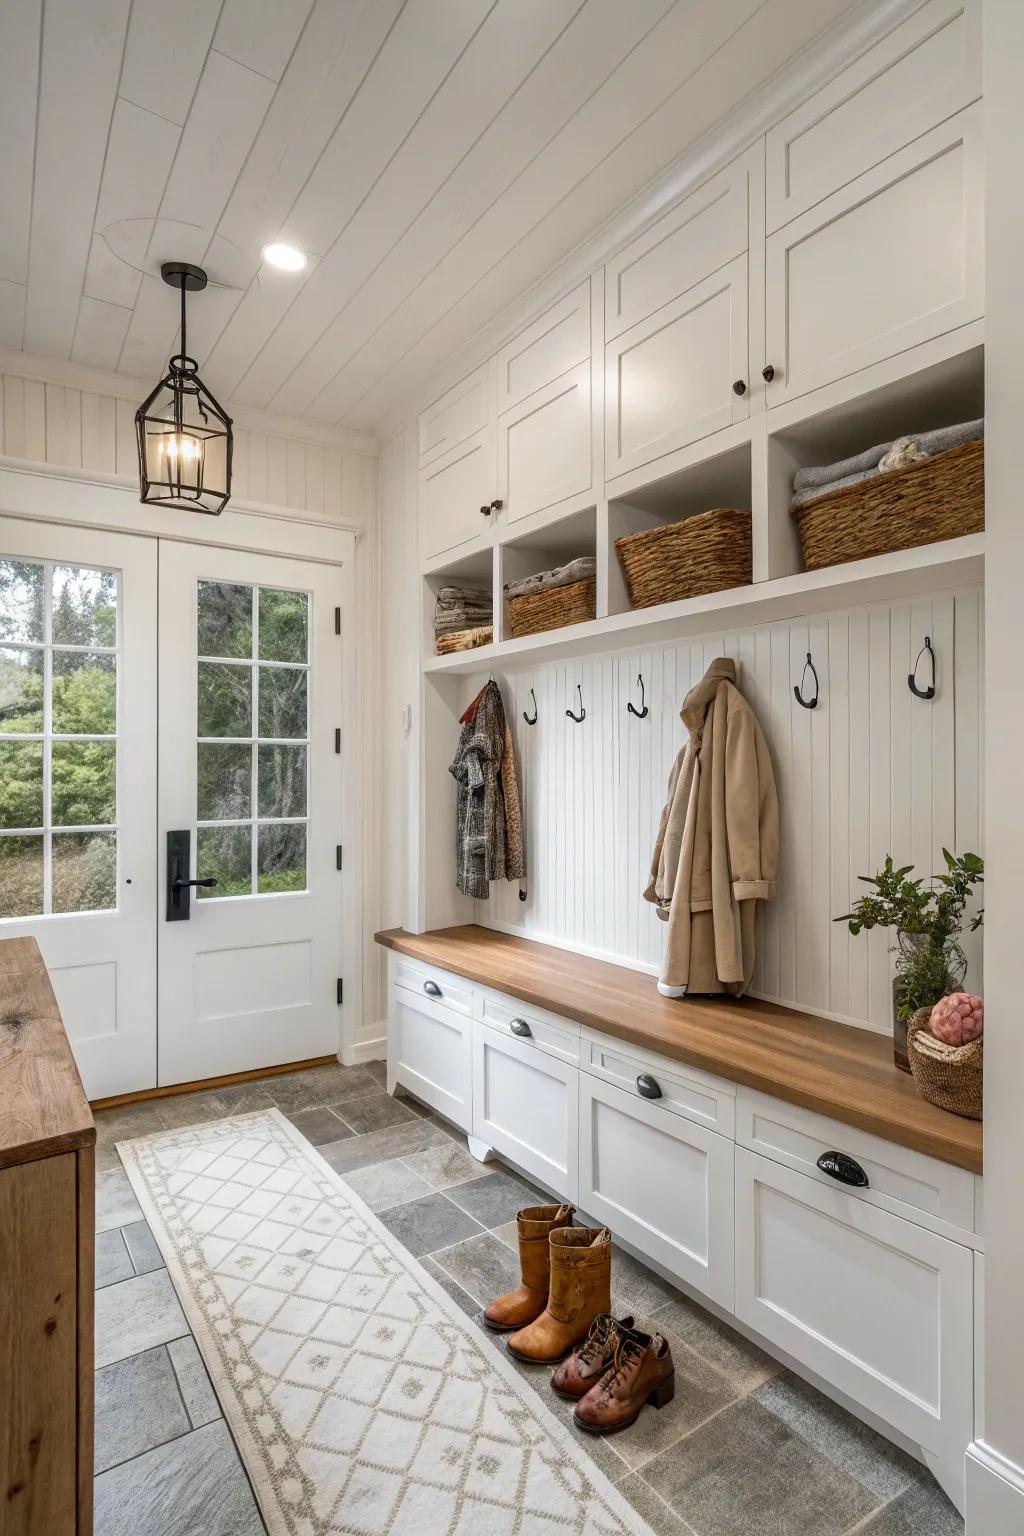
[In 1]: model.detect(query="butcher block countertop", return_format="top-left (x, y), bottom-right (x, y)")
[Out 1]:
top-left (0, 935), bottom-right (95, 1171)
top-left (376, 925), bottom-right (983, 1174)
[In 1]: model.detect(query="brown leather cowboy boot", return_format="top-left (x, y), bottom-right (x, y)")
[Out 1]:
top-left (551, 1313), bottom-right (634, 1399)
top-left (482, 1203), bottom-right (574, 1332)
top-left (506, 1226), bottom-right (611, 1364)
top-left (573, 1325), bottom-right (675, 1434)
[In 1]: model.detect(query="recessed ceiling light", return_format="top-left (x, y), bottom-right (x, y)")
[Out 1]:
top-left (262, 242), bottom-right (307, 272)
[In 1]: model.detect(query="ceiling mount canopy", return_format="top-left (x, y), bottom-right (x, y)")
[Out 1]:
top-left (135, 262), bottom-right (233, 516)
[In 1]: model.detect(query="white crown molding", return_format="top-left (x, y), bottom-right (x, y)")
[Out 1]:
top-left (372, 0), bottom-right (922, 444)
top-left (0, 347), bottom-right (379, 458)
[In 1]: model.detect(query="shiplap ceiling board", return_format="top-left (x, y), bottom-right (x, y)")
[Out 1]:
top-left (7, 0), bottom-right (861, 431)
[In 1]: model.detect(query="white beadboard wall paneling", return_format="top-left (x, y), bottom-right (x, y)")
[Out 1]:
top-left (463, 587), bottom-right (984, 1034)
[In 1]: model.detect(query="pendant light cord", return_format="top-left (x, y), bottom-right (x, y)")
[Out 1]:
top-left (180, 281), bottom-right (187, 364)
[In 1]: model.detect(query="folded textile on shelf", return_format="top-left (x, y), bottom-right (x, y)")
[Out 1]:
top-left (435, 624), bottom-right (493, 655)
top-left (503, 555), bottom-right (597, 601)
top-left (791, 418), bottom-right (983, 509)
top-left (434, 585), bottom-right (493, 635)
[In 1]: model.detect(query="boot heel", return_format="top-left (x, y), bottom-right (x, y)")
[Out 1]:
top-left (647, 1374), bottom-right (675, 1410)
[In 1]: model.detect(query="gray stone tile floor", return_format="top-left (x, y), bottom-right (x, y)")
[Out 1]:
top-left (91, 1060), bottom-right (963, 1536)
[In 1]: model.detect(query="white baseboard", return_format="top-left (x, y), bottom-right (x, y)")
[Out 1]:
top-left (341, 1029), bottom-right (386, 1067)
top-left (966, 1440), bottom-right (1024, 1534)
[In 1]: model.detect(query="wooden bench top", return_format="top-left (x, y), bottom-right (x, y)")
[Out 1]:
top-left (0, 936), bottom-right (94, 1171)
top-left (376, 925), bottom-right (983, 1174)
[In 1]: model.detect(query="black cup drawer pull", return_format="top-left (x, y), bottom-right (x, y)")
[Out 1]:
top-left (816, 1150), bottom-right (869, 1188)
top-left (636, 1073), bottom-right (663, 1100)
top-left (422, 980), bottom-right (443, 999)
top-left (509, 1017), bottom-right (533, 1038)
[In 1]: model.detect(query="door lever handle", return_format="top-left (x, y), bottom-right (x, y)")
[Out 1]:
top-left (172, 878), bottom-right (218, 892)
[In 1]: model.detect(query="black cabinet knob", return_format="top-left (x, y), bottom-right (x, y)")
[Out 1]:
top-left (636, 1073), bottom-right (663, 1100)
top-left (490, 498), bottom-right (503, 512)
top-left (479, 504), bottom-right (491, 517)
top-left (732, 379), bottom-right (747, 396)
top-left (423, 980), bottom-right (442, 999)
top-left (509, 1017), bottom-right (532, 1038)
top-left (762, 364), bottom-right (775, 383)
top-left (816, 1150), bottom-right (869, 1187)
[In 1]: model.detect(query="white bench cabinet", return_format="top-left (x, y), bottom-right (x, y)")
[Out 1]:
top-left (472, 1012), bottom-right (580, 1201)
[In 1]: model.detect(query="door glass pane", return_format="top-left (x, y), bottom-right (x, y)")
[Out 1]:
top-left (52, 741), bottom-right (116, 826)
top-left (52, 831), bottom-right (116, 913)
top-left (0, 835), bottom-right (44, 917)
top-left (0, 741), bottom-right (43, 828)
top-left (197, 662), bottom-right (251, 738)
top-left (0, 559), bottom-right (44, 642)
top-left (52, 652), bottom-right (116, 735)
top-left (197, 743), bottom-right (251, 821)
top-left (197, 824), bottom-right (251, 897)
top-left (258, 666), bottom-right (306, 738)
top-left (0, 647), bottom-right (44, 731)
top-left (257, 823), bottom-right (306, 894)
top-left (257, 745), bottom-right (307, 818)
top-left (198, 581), bottom-right (252, 659)
top-left (52, 565), bottom-right (117, 646)
top-left (258, 589), bottom-right (308, 663)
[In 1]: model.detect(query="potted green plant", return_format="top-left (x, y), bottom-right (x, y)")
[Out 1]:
top-left (836, 850), bottom-right (984, 1072)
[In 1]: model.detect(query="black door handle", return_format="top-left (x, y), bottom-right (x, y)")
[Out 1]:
top-left (509, 1017), bottom-right (532, 1037)
top-left (816, 1150), bottom-right (869, 1187)
top-left (172, 878), bottom-right (218, 892)
top-left (636, 1073), bottom-right (663, 1100)
top-left (166, 829), bottom-right (216, 921)
top-left (423, 980), bottom-right (443, 998)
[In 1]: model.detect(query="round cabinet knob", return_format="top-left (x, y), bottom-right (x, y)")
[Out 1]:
top-left (479, 504), bottom-right (491, 517)
top-left (762, 364), bottom-right (776, 383)
top-left (490, 498), bottom-right (503, 512)
top-left (422, 979), bottom-right (442, 999)
top-left (732, 379), bottom-right (747, 396)
top-left (636, 1073), bottom-right (663, 1100)
top-left (816, 1150), bottom-right (869, 1187)
top-left (509, 1017), bottom-right (532, 1038)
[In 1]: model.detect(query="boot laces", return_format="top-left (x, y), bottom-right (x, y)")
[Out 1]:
top-left (577, 1313), bottom-right (615, 1367)
top-left (601, 1333), bottom-right (644, 1397)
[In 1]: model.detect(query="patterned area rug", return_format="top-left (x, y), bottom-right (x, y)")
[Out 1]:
top-left (118, 1109), bottom-right (651, 1536)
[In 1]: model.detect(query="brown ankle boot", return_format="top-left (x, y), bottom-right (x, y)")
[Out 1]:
top-left (482, 1203), bottom-right (574, 1332)
top-left (551, 1313), bottom-right (635, 1399)
top-left (506, 1226), bottom-right (611, 1364)
top-left (573, 1326), bottom-right (675, 1434)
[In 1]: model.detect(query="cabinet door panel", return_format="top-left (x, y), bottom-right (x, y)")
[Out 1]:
top-left (389, 990), bottom-right (472, 1131)
top-left (735, 1148), bottom-right (973, 1466)
top-left (605, 256), bottom-right (748, 481)
top-left (499, 362), bottom-right (592, 527)
top-left (765, 106), bottom-right (982, 406)
top-left (579, 1075), bottom-right (733, 1306)
top-left (418, 363), bottom-right (490, 466)
top-left (473, 1024), bottom-right (578, 1198)
top-left (419, 427), bottom-right (495, 562)
top-left (497, 283), bottom-right (590, 415)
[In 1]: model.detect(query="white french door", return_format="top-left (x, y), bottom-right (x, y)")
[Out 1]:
top-left (156, 541), bottom-right (345, 1086)
top-left (0, 519), bottom-right (158, 1099)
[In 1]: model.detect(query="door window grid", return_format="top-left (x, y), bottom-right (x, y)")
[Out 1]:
top-left (195, 582), bottom-right (309, 898)
top-left (0, 557), bottom-right (119, 918)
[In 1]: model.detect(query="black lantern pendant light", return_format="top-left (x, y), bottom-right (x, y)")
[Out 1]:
top-left (135, 262), bottom-right (233, 515)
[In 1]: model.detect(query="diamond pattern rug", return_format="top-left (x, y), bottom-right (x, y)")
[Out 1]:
top-left (118, 1109), bottom-right (652, 1536)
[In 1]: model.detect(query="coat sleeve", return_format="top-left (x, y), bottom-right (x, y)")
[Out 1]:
top-left (724, 699), bottom-right (778, 902)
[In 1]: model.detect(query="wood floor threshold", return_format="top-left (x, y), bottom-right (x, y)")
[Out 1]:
top-left (89, 1055), bottom-right (338, 1111)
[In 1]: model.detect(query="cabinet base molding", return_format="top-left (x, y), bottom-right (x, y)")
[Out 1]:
top-left (467, 1135), bottom-right (498, 1165)
top-left (965, 1441), bottom-right (1024, 1535)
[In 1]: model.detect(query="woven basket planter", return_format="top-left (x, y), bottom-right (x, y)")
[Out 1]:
top-left (614, 508), bottom-right (752, 610)
top-left (505, 576), bottom-right (596, 639)
top-left (435, 625), bottom-right (493, 656)
top-left (907, 1006), bottom-right (983, 1120)
top-left (793, 438), bottom-right (984, 572)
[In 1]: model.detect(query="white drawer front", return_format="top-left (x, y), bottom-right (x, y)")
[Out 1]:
top-left (580, 1075), bottom-right (734, 1306)
top-left (735, 1148), bottom-right (973, 1466)
top-left (496, 282), bottom-right (590, 414)
top-left (418, 362), bottom-right (491, 466)
top-left (766, 0), bottom-right (980, 233)
top-left (473, 1022), bottom-right (578, 1200)
top-left (393, 955), bottom-right (473, 1017)
top-left (389, 990), bottom-right (472, 1132)
top-left (736, 1089), bottom-right (977, 1243)
top-left (582, 1029), bottom-right (734, 1137)
top-left (477, 991), bottom-right (580, 1065)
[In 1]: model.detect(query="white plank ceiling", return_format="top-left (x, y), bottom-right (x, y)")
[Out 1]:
top-left (1, 0), bottom-right (860, 434)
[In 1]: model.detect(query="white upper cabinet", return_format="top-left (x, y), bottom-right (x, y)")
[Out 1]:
top-left (418, 361), bottom-right (492, 468)
top-left (764, 104), bottom-right (982, 407)
top-left (766, 0), bottom-right (981, 233)
top-left (496, 281), bottom-right (591, 414)
top-left (419, 424), bottom-right (496, 563)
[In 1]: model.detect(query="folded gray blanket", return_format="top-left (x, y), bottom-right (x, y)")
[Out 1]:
top-left (793, 418), bottom-right (983, 495)
top-left (504, 556), bottom-right (596, 601)
top-left (434, 585), bottom-right (493, 635)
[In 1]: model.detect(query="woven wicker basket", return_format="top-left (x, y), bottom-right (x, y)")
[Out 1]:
top-left (907, 1007), bottom-right (983, 1120)
top-left (435, 625), bottom-right (493, 656)
top-left (793, 438), bottom-right (984, 571)
top-left (505, 576), bottom-right (596, 639)
top-left (614, 508), bottom-right (752, 610)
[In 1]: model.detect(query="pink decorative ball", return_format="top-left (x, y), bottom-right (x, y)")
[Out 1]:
top-left (929, 992), bottom-right (984, 1046)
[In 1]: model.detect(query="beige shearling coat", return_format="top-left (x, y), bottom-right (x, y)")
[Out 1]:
top-left (645, 658), bottom-right (779, 996)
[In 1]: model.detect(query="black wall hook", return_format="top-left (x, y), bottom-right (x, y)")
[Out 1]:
top-left (522, 688), bottom-right (538, 725)
top-left (908, 637), bottom-right (936, 700)
top-left (627, 673), bottom-right (649, 719)
top-left (794, 652), bottom-right (819, 709)
top-left (566, 684), bottom-right (586, 723)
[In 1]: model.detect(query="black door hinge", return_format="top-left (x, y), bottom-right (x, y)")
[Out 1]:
top-left (334, 728), bottom-right (341, 753)
top-left (336, 978), bottom-right (343, 1006)
top-left (334, 606), bottom-right (341, 635)
top-left (336, 845), bottom-right (343, 871)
